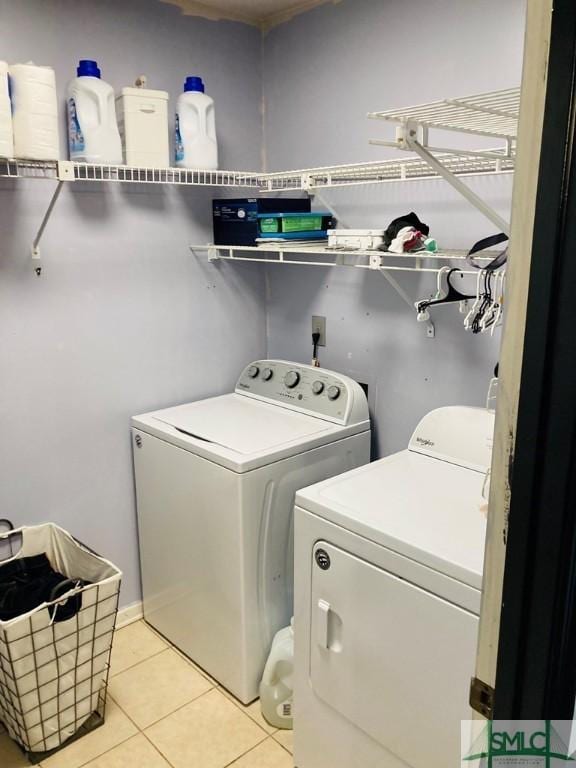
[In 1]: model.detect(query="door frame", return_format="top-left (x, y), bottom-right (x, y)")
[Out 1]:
top-left (476, 0), bottom-right (576, 719)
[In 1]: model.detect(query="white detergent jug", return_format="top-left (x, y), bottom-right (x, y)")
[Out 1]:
top-left (67, 60), bottom-right (122, 164)
top-left (175, 76), bottom-right (218, 170)
top-left (9, 62), bottom-right (59, 160)
top-left (259, 622), bottom-right (294, 730)
top-left (0, 62), bottom-right (13, 158)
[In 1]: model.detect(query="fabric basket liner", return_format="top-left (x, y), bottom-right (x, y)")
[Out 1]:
top-left (0, 523), bottom-right (122, 753)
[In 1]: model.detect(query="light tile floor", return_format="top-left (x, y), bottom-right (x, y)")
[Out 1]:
top-left (0, 621), bottom-right (294, 768)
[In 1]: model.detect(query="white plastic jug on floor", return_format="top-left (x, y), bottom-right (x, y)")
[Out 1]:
top-left (9, 62), bottom-right (60, 160)
top-left (67, 59), bottom-right (122, 164)
top-left (0, 62), bottom-right (13, 158)
top-left (259, 621), bottom-right (294, 729)
top-left (175, 76), bottom-right (218, 170)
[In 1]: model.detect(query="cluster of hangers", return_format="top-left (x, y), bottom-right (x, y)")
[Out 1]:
top-left (415, 233), bottom-right (508, 335)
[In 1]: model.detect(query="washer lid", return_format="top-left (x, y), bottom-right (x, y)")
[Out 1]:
top-left (155, 394), bottom-right (334, 452)
top-left (132, 393), bottom-right (357, 472)
top-left (296, 450), bottom-right (487, 590)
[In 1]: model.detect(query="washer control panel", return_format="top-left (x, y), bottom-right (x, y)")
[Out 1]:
top-left (236, 360), bottom-right (352, 422)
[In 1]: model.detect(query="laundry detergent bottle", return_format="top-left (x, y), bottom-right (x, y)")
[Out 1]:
top-left (67, 60), bottom-right (122, 164)
top-left (175, 76), bottom-right (218, 170)
top-left (259, 622), bottom-right (294, 729)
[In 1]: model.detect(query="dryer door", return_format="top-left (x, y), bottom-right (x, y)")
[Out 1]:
top-left (310, 541), bottom-right (478, 768)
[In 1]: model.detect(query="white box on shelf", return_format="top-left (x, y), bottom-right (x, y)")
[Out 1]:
top-left (116, 87), bottom-right (170, 168)
top-left (327, 228), bottom-right (386, 250)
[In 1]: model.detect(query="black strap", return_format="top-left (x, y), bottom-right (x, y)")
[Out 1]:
top-left (0, 520), bottom-right (14, 534)
top-left (467, 233), bottom-right (509, 271)
top-left (48, 579), bottom-right (85, 622)
top-left (0, 520), bottom-right (17, 560)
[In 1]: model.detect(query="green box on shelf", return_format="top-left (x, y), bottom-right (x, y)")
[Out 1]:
top-left (257, 211), bottom-right (334, 240)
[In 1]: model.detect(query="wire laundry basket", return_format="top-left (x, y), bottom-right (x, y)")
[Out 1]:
top-left (0, 521), bottom-right (122, 763)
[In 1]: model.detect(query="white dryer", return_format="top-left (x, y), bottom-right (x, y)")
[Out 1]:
top-left (132, 360), bottom-right (370, 704)
top-left (293, 406), bottom-right (495, 768)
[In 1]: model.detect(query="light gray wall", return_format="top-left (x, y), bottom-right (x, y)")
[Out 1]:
top-left (0, 0), bottom-right (528, 609)
top-left (262, 0), bottom-right (526, 458)
top-left (0, 0), bottom-right (266, 606)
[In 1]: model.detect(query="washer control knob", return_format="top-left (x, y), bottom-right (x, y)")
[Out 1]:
top-left (262, 368), bottom-right (273, 381)
top-left (247, 365), bottom-right (260, 379)
top-left (284, 370), bottom-right (301, 389)
top-left (327, 384), bottom-right (341, 401)
top-left (312, 381), bottom-right (325, 395)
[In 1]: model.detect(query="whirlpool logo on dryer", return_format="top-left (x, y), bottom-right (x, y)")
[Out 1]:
top-left (416, 436), bottom-right (435, 447)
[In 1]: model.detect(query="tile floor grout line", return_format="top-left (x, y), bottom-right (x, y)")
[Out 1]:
top-left (109, 645), bottom-right (168, 679)
top-left (136, 685), bottom-right (217, 732)
top-left (168, 645), bottom-right (220, 686)
top-left (220, 733), bottom-right (273, 768)
top-left (43, 622), bottom-right (280, 768)
top-left (127, 620), bottom-right (261, 696)
top-left (94, 691), bottom-right (180, 768)
top-left (139, 687), bottom-right (269, 768)
top-left (272, 733), bottom-right (294, 756)
top-left (111, 626), bottom-right (266, 738)
top-left (132, 620), bottom-right (218, 687)
top-left (138, 728), bottom-right (179, 768)
top-left (216, 685), bottom-right (278, 736)
top-left (50, 730), bottom-right (138, 768)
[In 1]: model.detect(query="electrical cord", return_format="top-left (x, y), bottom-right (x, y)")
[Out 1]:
top-left (312, 330), bottom-right (321, 367)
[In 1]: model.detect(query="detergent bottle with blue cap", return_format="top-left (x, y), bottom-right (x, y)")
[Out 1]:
top-left (67, 59), bottom-right (122, 164)
top-left (175, 75), bottom-right (218, 170)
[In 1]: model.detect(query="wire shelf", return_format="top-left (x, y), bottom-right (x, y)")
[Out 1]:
top-left (0, 153), bottom-right (514, 191)
top-left (190, 243), bottom-right (499, 274)
top-left (0, 158), bottom-right (266, 188)
top-left (262, 152), bottom-right (514, 191)
top-left (369, 87), bottom-right (521, 140)
top-left (0, 159), bottom-right (59, 180)
top-left (72, 164), bottom-right (265, 187)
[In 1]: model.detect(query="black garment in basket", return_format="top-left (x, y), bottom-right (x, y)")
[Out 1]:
top-left (0, 553), bottom-right (78, 621)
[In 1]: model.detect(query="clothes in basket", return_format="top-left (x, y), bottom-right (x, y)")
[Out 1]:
top-left (0, 553), bottom-right (89, 622)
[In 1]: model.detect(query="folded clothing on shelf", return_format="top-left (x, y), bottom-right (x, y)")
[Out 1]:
top-left (381, 212), bottom-right (430, 252)
top-left (388, 225), bottom-right (425, 253)
top-left (0, 552), bottom-right (85, 621)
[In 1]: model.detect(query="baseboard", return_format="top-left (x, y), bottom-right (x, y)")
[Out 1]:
top-left (116, 600), bottom-right (143, 629)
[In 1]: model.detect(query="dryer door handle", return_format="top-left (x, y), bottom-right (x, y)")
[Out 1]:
top-left (317, 599), bottom-right (331, 649)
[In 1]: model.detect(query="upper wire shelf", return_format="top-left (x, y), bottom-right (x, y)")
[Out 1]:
top-left (261, 152), bottom-right (514, 190)
top-left (0, 152), bottom-right (514, 192)
top-left (368, 87), bottom-right (521, 141)
top-left (0, 159), bottom-right (265, 188)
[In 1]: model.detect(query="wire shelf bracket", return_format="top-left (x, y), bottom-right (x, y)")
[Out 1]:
top-left (27, 161), bottom-right (75, 275)
top-left (368, 88), bottom-right (520, 235)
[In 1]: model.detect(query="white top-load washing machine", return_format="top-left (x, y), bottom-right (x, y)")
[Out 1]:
top-left (293, 406), bottom-right (495, 768)
top-left (132, 360), bottom-right (370, 704)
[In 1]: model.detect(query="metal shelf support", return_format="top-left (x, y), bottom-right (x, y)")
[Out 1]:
top-left (407, 137), bottom-right (511, 235)
top-left (31, 181), bottom-right (64, 275)
top-left (29, 161), bottom-right (75, 275)
top-left (368, 87), bottom-right (519, 235)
